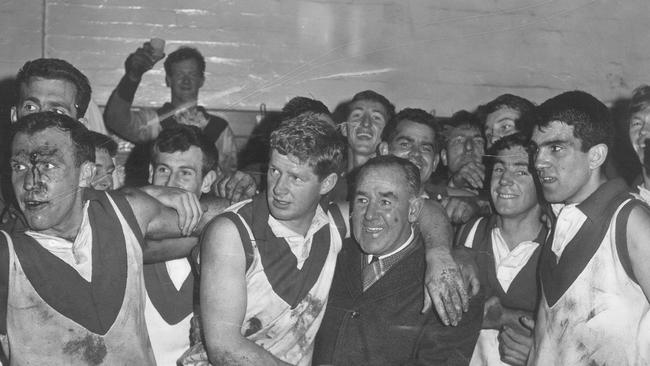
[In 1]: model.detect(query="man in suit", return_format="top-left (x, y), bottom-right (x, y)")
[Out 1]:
top-left (313, 155), bottom-right (483, 366)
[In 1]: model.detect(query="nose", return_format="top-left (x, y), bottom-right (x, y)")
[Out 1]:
top-left (463, 139), bottom-right (475, 153)
top-left (272, 174), bottom-right (289, 196)
top-left (167, 172), bottom-right (184, 189)
top-left (363, 200), bottom-right (379, 221)
top-left (499, 170), bottom-right (514, 186)
top-left (23, 166), bottom-right (42, 192)
top-left (360, 112), bottom-right (372, 127)
top-left (534, 147), bottom-right (550, 171)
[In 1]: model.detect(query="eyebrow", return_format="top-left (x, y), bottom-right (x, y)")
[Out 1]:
top-left (537, 138), bottom-right (569, 147)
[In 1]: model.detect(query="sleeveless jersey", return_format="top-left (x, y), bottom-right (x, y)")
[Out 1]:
top-left (529, 180), bottom-right (650, 366)
top-left (0, 190), bottom-right (155, 365)
top-left (458, 215), bottom-right (543, 366)
top-left (144, 258), bottom-right (194, 366)
top-left (223, 194), bottom-right (345, 366)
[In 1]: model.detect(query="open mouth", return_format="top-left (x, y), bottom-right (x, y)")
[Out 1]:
top-left (355, 131), bottom-right (373, 139)
top-left (539, 176), bottom-right (556, 184)
top-left (24, 200), bottom-right (49, 210)
top-left (496, 193), bottom-right (517, 199)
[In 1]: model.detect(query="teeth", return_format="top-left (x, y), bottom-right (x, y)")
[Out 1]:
top-left (498, 194), bottom-right (516, 199)
top-left (365, 227), bottom-right (382, 233)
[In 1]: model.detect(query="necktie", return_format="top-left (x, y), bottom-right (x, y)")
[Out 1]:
top-left (362, 255), bottom-right (381, 291)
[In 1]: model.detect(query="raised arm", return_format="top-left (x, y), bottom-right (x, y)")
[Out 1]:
top-left (200, 217), bottom-right (292, 366)
top-left (104, 43), bottom-right (163, 142)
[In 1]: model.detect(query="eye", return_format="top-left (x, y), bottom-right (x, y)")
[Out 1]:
top-left (631, 119), bottom-right (643, 128)
top-left (515, 169), bottom-right (529, 176)
top-left (355, 196), bottom-right (367, 203)
top-left (43, 162), bottom-right (56, 170)
top-left (399, 141), bottom-right (410, 149)
top-left (10, 162), bottom-right (27, 172)
top-left (421, 144), bottom-right (434, 153)
top-left (155, 166), bottom-right (169, 174)
top-left (550, 145), bottom-right (563, 153)
top-left (372, 113), bottom-right (385, 124)
top-left (181, 170), bottom-right (194, 177)
top-left (380, 199), bottom-right (392, 206)
top-left (349, 111), bottom-right (363, 121)
top-left (291, 175), bottom-right (304, 183)
top-left (51, 107), bottom-right (68, 115)
top-left (492, 166), bottom-right (504, 174)
top-left (22, 103), bottom-right (39, 113)
top-left (268, 167), bottom-right (279, 176)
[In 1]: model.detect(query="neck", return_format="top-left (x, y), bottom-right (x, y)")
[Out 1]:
top-left (643, 168), bottom-right (650, 190)
top-left (39, 191), bottom-right (85, 242)
top-left (170, 96), bottom-right (198, 109)
top-left (567, 171), bottom-right (608, 205)
top-left (498, 205), bottom-right (543, 250)
top-left (348, 147), bottom-right (373, 172)
top-left (281, 210), bottom-right (317, 237)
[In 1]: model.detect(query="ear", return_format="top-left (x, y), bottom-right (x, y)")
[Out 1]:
top-left (10, 106), bottom-right (17, 123)
top-left (340, 123), bottom-right (349, 137)
top-left (165, 75), bottom-right (171, 88)
top-left (79, 161), bottom-right (96, 188)
top-left (441, 149), bottom-right (448, 167)
top-left (378, 141), bottom-right (389, 156)
top-left (148, 164), bottom-right (154, 185)
top-left (200, 170), bottom-right (218, 194)
top-left (432, 154), bottom-right (441, 173)
top-left (588, 143), bottom-right (608, 170)
top-left (407, 196), bottom-right (424, 223)
top-left (319, 172), bottom-right (339, 195)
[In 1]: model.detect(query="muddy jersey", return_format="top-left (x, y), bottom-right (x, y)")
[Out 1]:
top-left (0, 190), bottom-right (155, 365)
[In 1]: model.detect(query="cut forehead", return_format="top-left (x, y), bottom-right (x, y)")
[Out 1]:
top-left (11, 129), bottom-right (70, 157)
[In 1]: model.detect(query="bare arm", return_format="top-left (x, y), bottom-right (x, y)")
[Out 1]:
top-left (138, 189), bottom-right (230, 263)
top-left (418, 198), bottom-right (472, 326)
top-left (123, 186), bottom-right (202, 237)
top-left (200, 218), bottom-right (292, 366)
top-left (627, 205), bottom-right (650, 301)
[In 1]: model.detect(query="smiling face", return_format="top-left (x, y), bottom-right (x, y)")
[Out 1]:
top-left (10, 127), bottom-right (89, 237)
top-left (166, 58), bottom-right (205, 104)
top-left (352, 165), bottom-right (418, 256)
top-left (484, 107), bottom-right (520, 149)
top-left (151, 146), bottom-right (211, 197)
top-left (345, 99), bottom-right (389, 156)
top-left (490, 145), bottom-right (539, 218)
top-left (266, 150), bottom-right (336, 234)
top-left (381, 120), bottom-right (439, 183)
top-left (629, 105), bottom-right (650, 165)
top-left (11, 77), bottom-right (79, 122)
top-left (532, 121), bottom-right (595, 204)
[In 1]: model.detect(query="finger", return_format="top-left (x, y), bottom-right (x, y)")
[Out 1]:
top-left (469, 273), bottom-right (481, 296)
top-left (421, 285), bottom-right (432, 313)
top-left (217, 176), bottom-right (229, 198)
top-left (175, 195), bottom-right (188, 235)
top-left (448, 287), bottom-right (463, 322)
top-left (180, 193), bottom-right (193, 236)
top-left (189, 193), bottom-right (202, 234)
top-left (432, 292), bottom-right (450, 326)
top-left (441, 290), bottom-right (459, 326)
top-left (453, 274), bottom-right (469, 312)
top-left (520, 316), bottom-right (535, 331)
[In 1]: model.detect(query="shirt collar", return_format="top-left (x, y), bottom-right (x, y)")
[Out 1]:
top-left (268, 204), bottom-right (329, 240)
top-left (576, 178), bottom-right (630, 220)
top-left (367, 227), bottom-right (415, 263)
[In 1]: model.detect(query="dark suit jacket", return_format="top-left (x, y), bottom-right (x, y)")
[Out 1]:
top-left (313, 236), bottom-right (483, 366)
